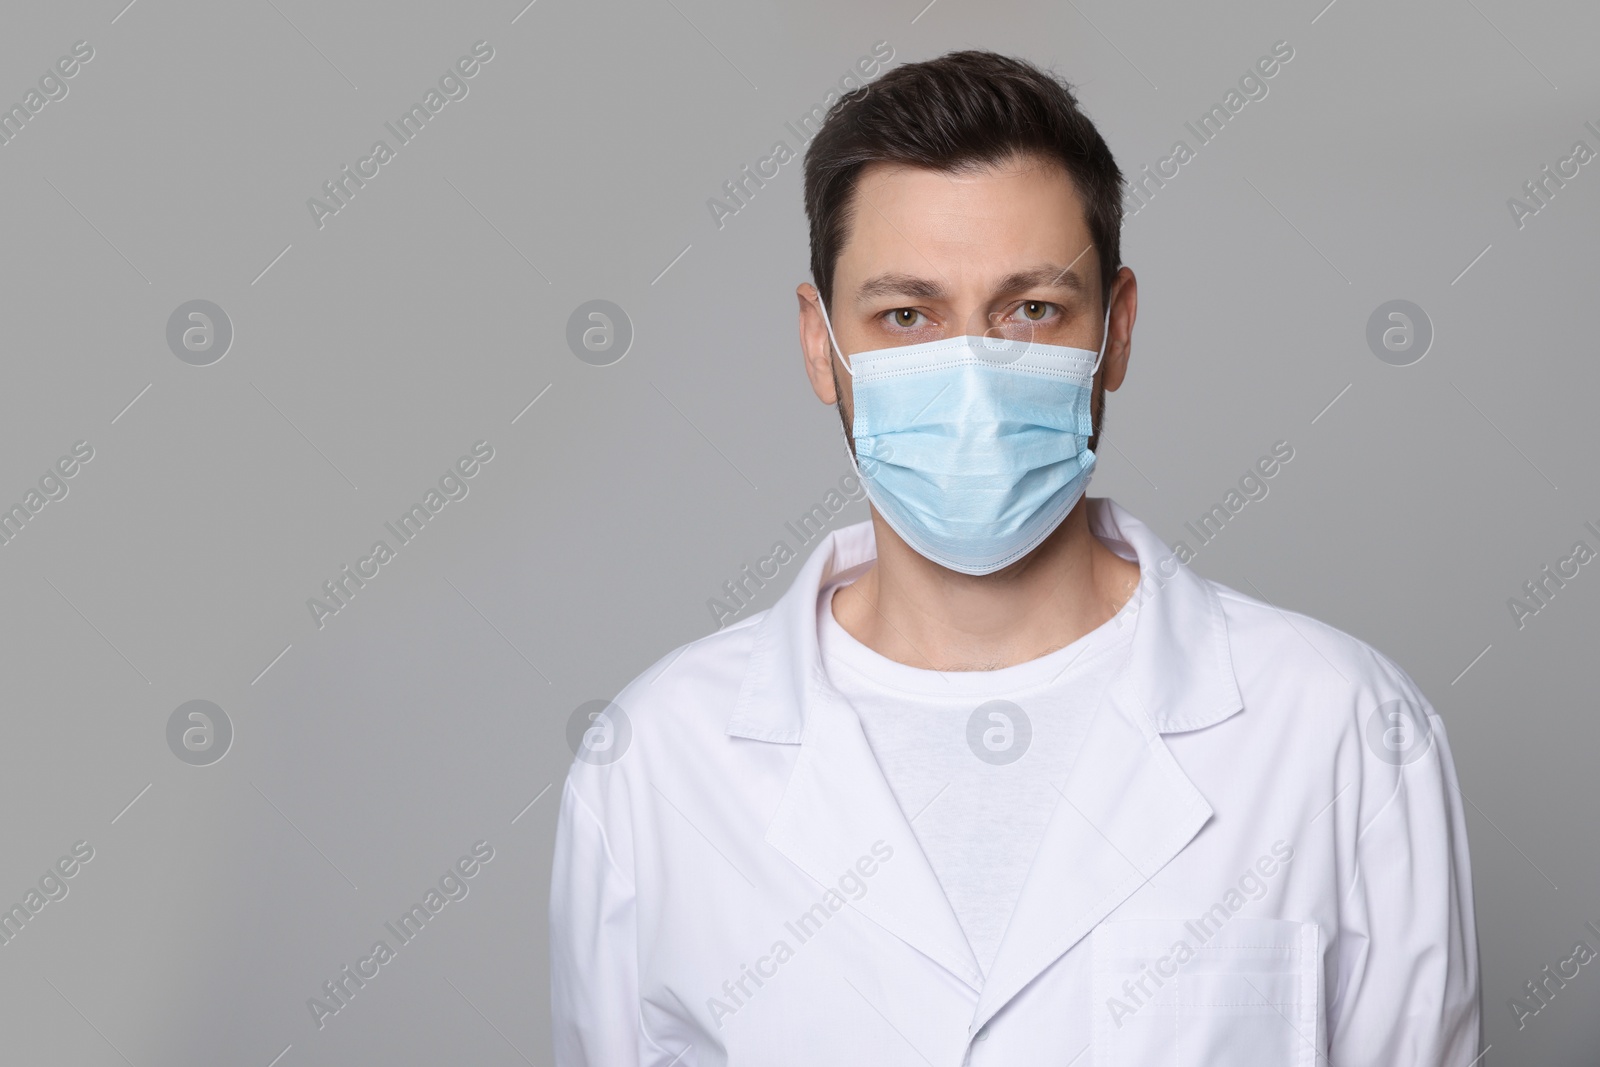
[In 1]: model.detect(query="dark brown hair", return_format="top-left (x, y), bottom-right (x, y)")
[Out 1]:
top-left (802, 50), bottom-right (1125, 315)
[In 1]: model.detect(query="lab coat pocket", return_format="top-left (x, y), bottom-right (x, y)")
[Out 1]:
top-left (1091, 916), bottom-right (1320, 1067)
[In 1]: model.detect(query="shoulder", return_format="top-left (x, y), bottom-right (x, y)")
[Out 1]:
top-left (1198, 580), bottom-right (1465, 844)
top-left (560, 609), bottom-right (769, 800)
top-left (618, 609), bottom-right (767, 718)
top-left (1207, 578), bottom-right (1433, 732)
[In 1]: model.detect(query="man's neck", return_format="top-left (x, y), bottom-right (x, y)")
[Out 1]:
top-left (829, 500), bottom-right (1141, 672)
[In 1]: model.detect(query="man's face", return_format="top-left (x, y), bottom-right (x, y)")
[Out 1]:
top-left (799, 153), bottom-right (1134, 447)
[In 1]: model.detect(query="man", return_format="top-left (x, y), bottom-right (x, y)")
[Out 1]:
top-left (551, 50), bottom-right (1479, 1065)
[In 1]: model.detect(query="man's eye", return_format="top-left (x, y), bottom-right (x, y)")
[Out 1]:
top-left (1017, 301), bottom-right (1054, 322)
top-left (888, 308), bottom-right (923, 327)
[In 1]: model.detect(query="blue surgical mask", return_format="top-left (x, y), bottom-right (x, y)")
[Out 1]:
top-left (817, 298), bottom-right (1110, 575)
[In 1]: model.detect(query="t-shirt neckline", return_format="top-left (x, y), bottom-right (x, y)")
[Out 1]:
top-left (816, 571), bottom-right (1137, 699)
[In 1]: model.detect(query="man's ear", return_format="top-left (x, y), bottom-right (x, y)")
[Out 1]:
top-left (797, 283), bottom-right (840, 405)
top-left (1099, 267), bottom-right (1137, 393)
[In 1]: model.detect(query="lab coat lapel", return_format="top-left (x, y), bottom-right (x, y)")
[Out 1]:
top-left (764, 678), bottom-right (986, 992)
top-left (969, 672), bottom-right (1213, 1031)
top-left (727, 519), bottom-right (985, 993)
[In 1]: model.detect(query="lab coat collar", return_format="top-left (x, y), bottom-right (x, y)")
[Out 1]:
top-left (725, 497), bottom-right (1244, 742)
top-left (727, 497), bottom-right (1243, 1014)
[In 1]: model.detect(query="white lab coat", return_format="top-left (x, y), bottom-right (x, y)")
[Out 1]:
top-left (549, 498), bottom-right (1480, 1066)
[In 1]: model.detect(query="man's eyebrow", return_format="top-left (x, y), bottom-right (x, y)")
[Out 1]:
top-left (995, 263), bottom-right (1089, 296)
top-left (854, 273), bottom-right (946, 303)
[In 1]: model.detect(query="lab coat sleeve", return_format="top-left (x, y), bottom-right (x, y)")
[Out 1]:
top-left (550, 773), bottom-right (647, 1067)
top-left (1326, 668), bottom-right (1482, 1066)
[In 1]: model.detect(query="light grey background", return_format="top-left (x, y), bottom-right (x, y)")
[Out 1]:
top-left (0, 0), bottom-right (1595, 1062)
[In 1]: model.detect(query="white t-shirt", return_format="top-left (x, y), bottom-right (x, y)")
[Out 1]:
top-left (817, 568), bottom-right (1136, 978)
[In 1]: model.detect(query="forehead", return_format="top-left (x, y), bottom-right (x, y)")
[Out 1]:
top-left (833, 155), bottom-right (1095, 296)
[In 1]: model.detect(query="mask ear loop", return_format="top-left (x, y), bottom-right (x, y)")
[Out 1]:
top-left (814, 293), bottom-right (868, 479)
top-left (1089, 301), bottom-right (1113, 376)
top-left (815, 295), bottom-right (854, 378)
